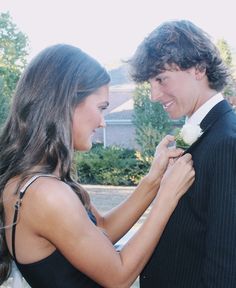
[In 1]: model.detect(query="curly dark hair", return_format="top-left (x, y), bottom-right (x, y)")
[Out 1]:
top-left (129, 20), bottom-right (229, 91)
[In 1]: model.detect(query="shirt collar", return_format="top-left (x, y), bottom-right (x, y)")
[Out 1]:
top-left (186, 93), bottom-right (224, 125)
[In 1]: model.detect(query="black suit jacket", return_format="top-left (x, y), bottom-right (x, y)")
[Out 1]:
top-left (140, 100), bottom-right (236, 287)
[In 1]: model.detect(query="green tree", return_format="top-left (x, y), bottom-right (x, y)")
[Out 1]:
top-left (216, 38), bottom-right (236, 97)
top-left (0, 12), bottom-right (28, 126)
top-left (133, 83), bottom-right (172, 158)
top-left (217, 38), bottom-right (233, 67)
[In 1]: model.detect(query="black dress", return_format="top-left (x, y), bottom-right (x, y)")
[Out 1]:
top-left (10, 174), bottom-right (102, 288)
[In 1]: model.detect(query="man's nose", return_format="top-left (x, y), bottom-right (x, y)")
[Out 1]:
top-left (150, 84), bottom-right (163, 102)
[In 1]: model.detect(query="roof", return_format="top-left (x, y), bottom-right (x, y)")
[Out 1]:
top-left (105, 84), bottom-right (135, 120)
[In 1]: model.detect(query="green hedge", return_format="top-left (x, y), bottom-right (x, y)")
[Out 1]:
top-left (75, 144), bottom-right (149, 186)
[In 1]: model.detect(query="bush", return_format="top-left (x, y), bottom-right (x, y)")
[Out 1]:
top-left (75, 144), bottom-right (149, 186)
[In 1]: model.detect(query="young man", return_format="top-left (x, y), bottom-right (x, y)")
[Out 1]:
top-left (129, 20), bottom-right (236, 287)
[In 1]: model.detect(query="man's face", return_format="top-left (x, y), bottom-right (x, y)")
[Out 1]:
top-left (149, 66), bottom-right (202, 119)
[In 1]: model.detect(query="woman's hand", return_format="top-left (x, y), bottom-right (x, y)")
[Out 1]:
top-left (145, 135), bottom-right (184, 185)
top-left (157, 153), bottom-right (195, 207)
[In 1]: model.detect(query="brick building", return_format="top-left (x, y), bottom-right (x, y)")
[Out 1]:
top-left (92, 84), bottom-right (139, 149)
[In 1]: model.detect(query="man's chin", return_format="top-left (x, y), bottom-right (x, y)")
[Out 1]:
top-left (168, 112), bottom-right (184, 120)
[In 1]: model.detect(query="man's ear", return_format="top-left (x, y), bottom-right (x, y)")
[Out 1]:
top-left (195, 63), bottom-right (206, 80)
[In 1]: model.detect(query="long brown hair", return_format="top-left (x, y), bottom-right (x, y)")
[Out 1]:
top-left (0, 44), bottom-right (110, 284)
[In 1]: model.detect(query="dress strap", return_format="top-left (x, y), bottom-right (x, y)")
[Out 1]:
top-left (11, 174), bottom-right (60, 260)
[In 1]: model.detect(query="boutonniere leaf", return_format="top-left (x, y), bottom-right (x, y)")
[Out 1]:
top-left (175, 123), bottom-right (203, 149)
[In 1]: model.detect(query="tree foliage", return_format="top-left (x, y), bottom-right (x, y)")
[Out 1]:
top-left (133, 83), bottom-right (172, 158)
top-left (217, 38), bottom-right (233, 67)
top-left (216, 38), bottom-right (236, 97)
top-left (0, 12), bottom-right (29, 126)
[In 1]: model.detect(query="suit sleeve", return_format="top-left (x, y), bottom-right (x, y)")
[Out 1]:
top-left (202, 136), bottom-right (236, 287)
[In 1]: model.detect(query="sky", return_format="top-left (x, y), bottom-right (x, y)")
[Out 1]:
top-left (0, 0), bottom-right (235, 68)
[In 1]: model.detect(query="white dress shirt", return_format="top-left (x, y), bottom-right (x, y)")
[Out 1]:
top-left (186, 93), bottom-right (224, 126)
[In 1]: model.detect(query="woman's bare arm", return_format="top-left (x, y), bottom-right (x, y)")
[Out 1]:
top-left (33, 152), bottom-right (194, 288)
top-left (92, 135), bottom-right (184, 243)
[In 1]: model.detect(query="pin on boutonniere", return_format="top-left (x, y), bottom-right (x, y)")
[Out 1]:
top-left (175, 123), bottom-right (203, 149)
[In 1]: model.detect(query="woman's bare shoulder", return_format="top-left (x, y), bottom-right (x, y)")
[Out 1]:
top-left (21, 176), bottom-right (85, 228)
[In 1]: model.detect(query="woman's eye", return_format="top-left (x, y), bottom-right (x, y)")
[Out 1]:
top-left (99, 106), bottom-right (107, 111)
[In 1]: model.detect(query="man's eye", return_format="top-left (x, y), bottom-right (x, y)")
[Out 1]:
top-left (155, 76), bottom-right (167, 83)
top-left (155, 77), bottom-right (162, 83)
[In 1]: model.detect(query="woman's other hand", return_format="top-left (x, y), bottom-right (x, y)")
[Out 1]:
top-left (146, 135), bottom-right (184, 185)
top-left (157, 153), bottom-right (195, 206)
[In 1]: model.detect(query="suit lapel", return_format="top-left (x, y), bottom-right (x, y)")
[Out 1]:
top-left (200, 100), bottom-right (232, 131)
top-left (184, 100), bottom-right (233, 154)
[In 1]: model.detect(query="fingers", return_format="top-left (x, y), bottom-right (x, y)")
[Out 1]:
top-left (158, 135), bottom-right (175, 148)
top-left (170, 154), bottom-right (195, 196)
top-left (155, 135), bottom-right (178, 156)
top-left (177, 153), bottom-right (193, 164)
top-left (168, 158), bottom-right (175, 166)
top-left (174, 154), bottom-right (194, 177)
top-left (167, 147), bottom-right (184, 158)
top-left (154, 135), bottom-right (174, 156)
top-left (168, 153), bottom-right (195, 182)
top-left (156, 151), bottom-right (195, 206)
top-left (177, 154), bottom-right (195, 186)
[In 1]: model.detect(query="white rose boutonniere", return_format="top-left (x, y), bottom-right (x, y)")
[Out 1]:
top-left (175, 123), bottom-right (203, 149)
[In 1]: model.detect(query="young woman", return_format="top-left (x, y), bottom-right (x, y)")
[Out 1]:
top-left (0, 44), bottom-right (195, 288)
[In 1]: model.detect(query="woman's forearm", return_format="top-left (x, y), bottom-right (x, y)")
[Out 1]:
top-left (95, 136), bottom-right (185, 243)
top-left (107, 193), bottom-right (178, 288)
top-left (97, 174), bottom-right (162, 243)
